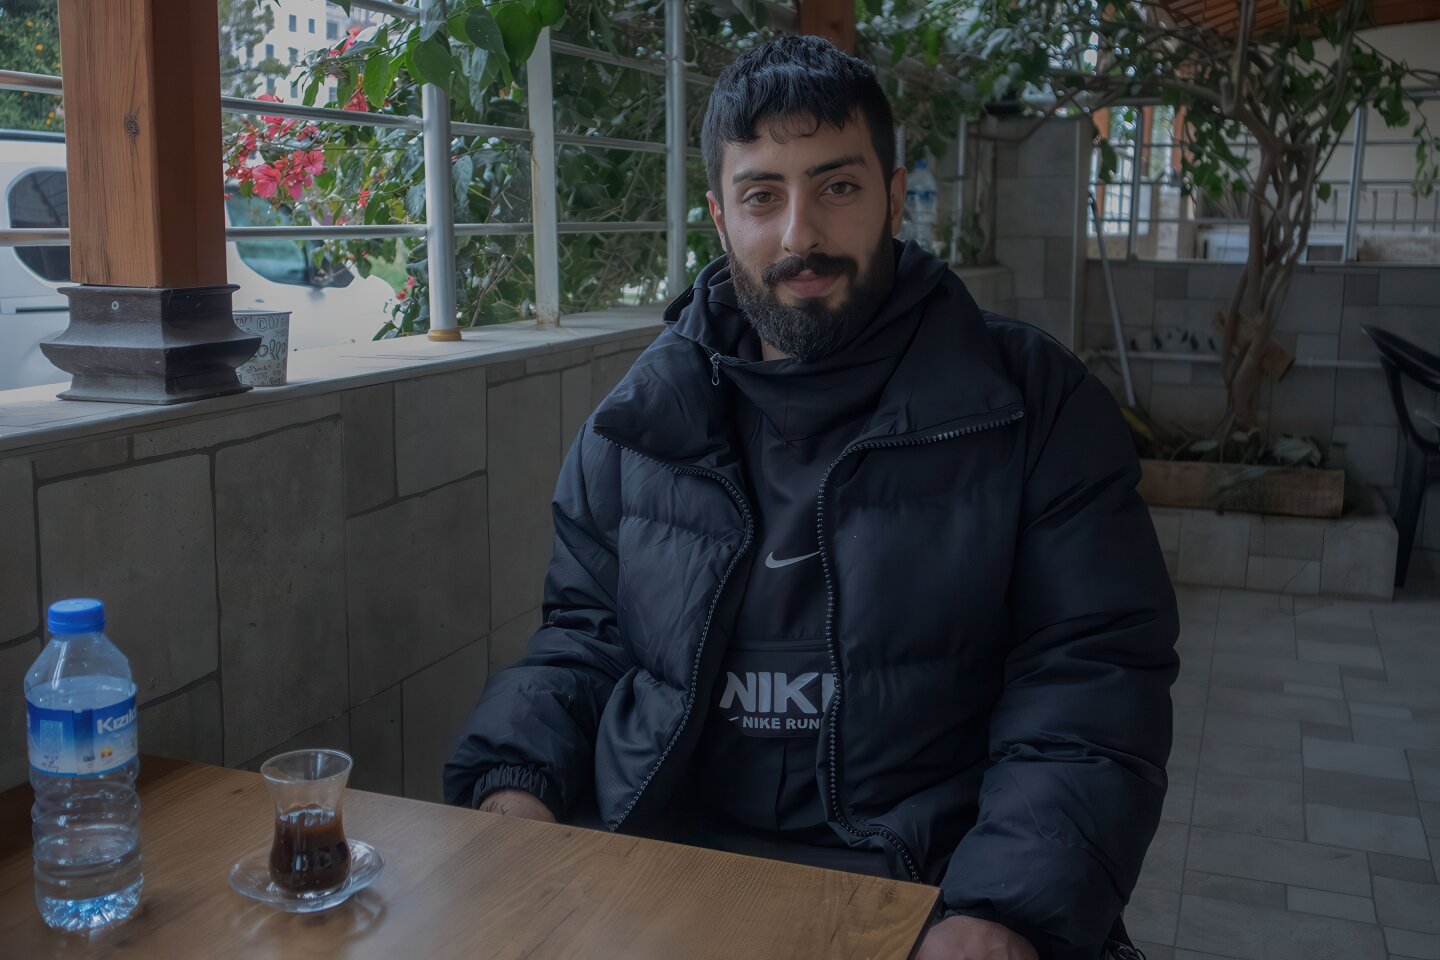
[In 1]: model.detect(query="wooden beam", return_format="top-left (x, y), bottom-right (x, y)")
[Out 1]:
top-left (41, 0), bottom-right (256, 404)
top-left (55, 0), bottom-right (226, 288)
top-left (797, 0), bottom-right (856, 54)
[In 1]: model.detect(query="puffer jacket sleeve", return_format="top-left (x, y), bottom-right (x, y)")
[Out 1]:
top-left (938, 370), bottom-right (1180, 959)
top-left (443, 425), bottom-right (633, 819)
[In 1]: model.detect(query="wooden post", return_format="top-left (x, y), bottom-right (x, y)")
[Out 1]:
top-left (43, 0), bottom-right (257, 404)
top-left (798, 0), bottom-right (856, 53)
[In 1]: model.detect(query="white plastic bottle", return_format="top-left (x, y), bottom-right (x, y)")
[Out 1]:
top-left (26, 598), bottom-right (142, 931)
top-left (904, 159), bottom-right (939, 254)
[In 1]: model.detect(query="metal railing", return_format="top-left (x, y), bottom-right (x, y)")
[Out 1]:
top-left (1086, 94), bottom-right (1440, 263)
top-left (0, 0), bottom-right (723, 336)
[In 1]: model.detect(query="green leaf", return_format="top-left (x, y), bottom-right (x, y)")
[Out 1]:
top-left (405, 182), bottom-right (427, 219)
top-left (411, 37), bottom-right (455, 87)
top-left (494, 3), bottom-right (542, 66)
top-left (1316, 182), bottom-right (1332, 202)
top-left (532, 0), bottom-right (565, 28)
top-left (890, 34), bottom-right (908, 66)
top-left (862, 0), bottom-right (882, 15)
top-left (1098, 140), bottom-right (1118, 181)
top-left (1296, 35), bottom-right (1314, 63)
top-left (453, 154), bottom-right (474, 202)
top-left (467, 10), bottom-right (507, 58)
top-left (923, 28), bottom-right (940, 67)
top-left (364, 50), bottom-right (394, 109)
top-left (302, 74), bottom-right (322, 108)
top-left (334, 0), bottom-right (352, 12)
top-left (587, 3), bottom-right (617, 53)
top-left (449, 12), bottom-right (474, 44)
top-left (466, 47), bottom-right (498, 108)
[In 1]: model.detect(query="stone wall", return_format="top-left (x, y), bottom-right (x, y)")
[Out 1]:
top-left (1079, 260), bottom-right (1440, 552)
top-left (990, 116), bottom-right (1092, 350)
top-left (0, 317), bottom-right (661, 798)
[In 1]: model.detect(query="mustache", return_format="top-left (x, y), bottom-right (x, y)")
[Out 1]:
top-left (761, 252), bottom-right (858, 286)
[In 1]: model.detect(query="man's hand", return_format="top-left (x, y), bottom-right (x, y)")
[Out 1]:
top-left (916, 916), bottom-right (1038, 960)
top-left (476, 788), bottom-right (556, 823)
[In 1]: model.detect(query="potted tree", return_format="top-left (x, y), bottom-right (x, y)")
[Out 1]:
top-left (859, 0), bottom-right (1440, 518)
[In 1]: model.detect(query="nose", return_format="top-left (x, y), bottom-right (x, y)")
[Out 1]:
top-left (780, 193), bottom-right (824, 259)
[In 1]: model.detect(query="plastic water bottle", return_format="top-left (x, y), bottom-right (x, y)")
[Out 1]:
top-left (905, 159), bottom-right (939, 254)
top-left (26, 599), bottom-right (142, 931)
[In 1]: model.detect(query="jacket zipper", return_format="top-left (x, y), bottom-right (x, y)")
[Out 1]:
top-left (815, 406), bottom-right (1026, 882)
top-left (599, 434), bottom-right (756, 830)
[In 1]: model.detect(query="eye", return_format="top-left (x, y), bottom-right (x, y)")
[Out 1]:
top-left (827, 182), bottom-right (858, 196)
top-left (743, 191), bottom-right (774, 206)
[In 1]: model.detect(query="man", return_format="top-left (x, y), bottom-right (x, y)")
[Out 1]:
top-left (446, 35), bottom-right (1178, 960)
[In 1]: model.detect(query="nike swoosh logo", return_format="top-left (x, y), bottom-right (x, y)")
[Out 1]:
top-left (765, 550), bottom-right (820, 569)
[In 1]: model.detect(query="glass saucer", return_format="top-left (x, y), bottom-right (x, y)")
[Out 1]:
top-left (229, 839), bottom-right (384, 913)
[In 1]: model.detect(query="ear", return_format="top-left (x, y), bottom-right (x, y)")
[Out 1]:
top-left (706, 190), bottom-right (728, 252)
top-left (888, 167), bottom-right (907, 237)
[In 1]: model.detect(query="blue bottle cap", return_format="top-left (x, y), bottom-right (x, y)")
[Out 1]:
top-left (47, 598), bottom-right (105, 635)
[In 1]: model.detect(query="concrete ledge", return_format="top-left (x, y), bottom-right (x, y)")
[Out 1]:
top-left (0, 307), bottom-right (664, 795)
top-left (1154, 487), bottom-right (1399, 601)
top-left (0, 306), bottom-right (665, 456)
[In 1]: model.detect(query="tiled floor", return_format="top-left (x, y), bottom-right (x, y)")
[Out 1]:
top-left (1127, 567), bottom-right (1440, 960)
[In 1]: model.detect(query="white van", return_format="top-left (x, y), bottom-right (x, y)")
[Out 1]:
top-left (1, 130), bottom-right (398, 391)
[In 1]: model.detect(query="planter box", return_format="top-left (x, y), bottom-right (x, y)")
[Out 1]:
top-left (1149, 486), bottom-right (1398, 601)
top-left (1138, 459), bottom-right (1344, 520)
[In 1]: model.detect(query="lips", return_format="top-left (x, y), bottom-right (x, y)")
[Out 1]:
top-left (781, 271), bottom-right (839, 298)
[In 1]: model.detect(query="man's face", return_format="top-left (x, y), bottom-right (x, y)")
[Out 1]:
top-left (706, 114), bottom-right (907, 362)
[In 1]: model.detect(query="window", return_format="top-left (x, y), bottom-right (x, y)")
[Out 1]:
top-left (225, 193), bottom-right (311, 286)
top-left (265, 42), bottom-right (274, 60)
top-left (288, 47), bottom-right (298, 65)
top-left (8, 169), bottom-right (70, 282)
top-left (289, 81), bottom-right (299, 98)
top-left (308, 18), bottom-right (316, 33)
top-left (327, 21), bottom-right (338, 39)
top-left (265, 76), bottom-right (276, 94)
top-left (288, 14), bottom-right (297, 30)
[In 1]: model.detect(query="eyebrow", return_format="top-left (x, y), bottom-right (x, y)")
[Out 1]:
top-left (730, 153), bottom-right (867, 186)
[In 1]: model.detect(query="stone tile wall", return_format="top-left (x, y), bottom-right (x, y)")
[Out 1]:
top-left (987, 112), bottom-right (1438, 562)
top-left (991, 116), bottom-right (1091, 349)
top-left (1153, 499), bottom-right (1399, 601)
top-left (1082, 259), bottom-right (1440, 553)
top-left (0, 328), bottom-right (659, 798)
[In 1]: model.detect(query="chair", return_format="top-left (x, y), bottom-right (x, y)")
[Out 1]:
top-left (1362, 325), bottom-right (1440, 587)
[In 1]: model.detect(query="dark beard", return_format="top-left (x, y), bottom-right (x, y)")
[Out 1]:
top-left (728, 223), bottom-right (895, 363)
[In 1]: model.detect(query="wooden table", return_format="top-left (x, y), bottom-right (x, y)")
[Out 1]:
top-left (0, 760), bottom-right (937, 958)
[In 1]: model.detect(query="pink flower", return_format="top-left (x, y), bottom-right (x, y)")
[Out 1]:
top-left (256, 95), bottom-right (284, 126)
top-left (300, 149), bottom-right (326, 175)
top-left (342, 82), bottom-right (368, 112)
top-left (357, 188), bottom-right (371, 208)
top-left (252, 164), bottom-right (280, 199)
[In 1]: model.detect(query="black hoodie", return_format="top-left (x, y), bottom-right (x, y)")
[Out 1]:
top-left (684, 241), bottom-right (934, 841)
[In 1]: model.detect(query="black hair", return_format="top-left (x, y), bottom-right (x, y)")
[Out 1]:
top-left (701, 35), bottom-right (896, 205)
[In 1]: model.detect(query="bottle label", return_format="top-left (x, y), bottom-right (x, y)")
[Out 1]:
top-left (27, 695), bottom-right (138, 777)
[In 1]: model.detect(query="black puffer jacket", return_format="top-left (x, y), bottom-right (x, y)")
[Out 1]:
top-left (445, 242), bottom-right (1179, 959)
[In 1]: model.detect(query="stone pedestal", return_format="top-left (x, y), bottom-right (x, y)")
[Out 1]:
top-left (42, 284), bottom-right (259, 405)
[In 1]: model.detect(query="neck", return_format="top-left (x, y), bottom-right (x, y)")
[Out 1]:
top-left (760, 340), bottom-right (790, 362)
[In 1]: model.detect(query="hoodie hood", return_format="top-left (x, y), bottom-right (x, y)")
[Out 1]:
top-left (591, 239), bottom-right (1024, 469)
